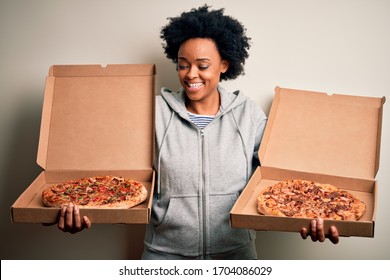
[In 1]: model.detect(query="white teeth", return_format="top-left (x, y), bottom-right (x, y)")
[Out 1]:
top-left (188, 83), bottom-right (203, 88)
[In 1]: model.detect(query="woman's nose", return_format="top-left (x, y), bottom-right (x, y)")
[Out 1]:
top-left (186, 66), bottom-right (198, 79)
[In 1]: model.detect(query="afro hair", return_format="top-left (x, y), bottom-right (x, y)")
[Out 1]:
top-left (160, 5), bottom-right (251, 81)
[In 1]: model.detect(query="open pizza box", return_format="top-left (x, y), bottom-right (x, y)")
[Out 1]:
top-left (11, 64), bottom-right (156, 224)
top-left (230, 86), bottom-right (385, 237)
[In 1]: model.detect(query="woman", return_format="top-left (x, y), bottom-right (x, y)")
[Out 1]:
top-left (58, 5), bottom-right (339, 259)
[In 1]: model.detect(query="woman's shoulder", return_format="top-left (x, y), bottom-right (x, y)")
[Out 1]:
top-left (155, 87), bottom-right (172, 107)
top-left (228, 89), bottom-right (267, 122)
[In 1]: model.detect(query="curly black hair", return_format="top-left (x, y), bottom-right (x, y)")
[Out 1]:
top-left (160, 5), bottom-right (251, 81)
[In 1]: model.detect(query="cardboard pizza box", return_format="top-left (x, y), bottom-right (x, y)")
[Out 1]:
top-left (230, 86), bottom-right (385, 237)
top-left (11, 64), bottom-right (156, 224)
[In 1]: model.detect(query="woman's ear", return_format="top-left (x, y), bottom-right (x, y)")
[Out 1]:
top-left (221, 60), bottom-right (229, 73)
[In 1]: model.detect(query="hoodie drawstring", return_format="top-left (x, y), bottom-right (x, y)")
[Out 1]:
top-left (231, 109), bottom-right (250, 182)
top-left (156, 110), bottom-right (175, 200)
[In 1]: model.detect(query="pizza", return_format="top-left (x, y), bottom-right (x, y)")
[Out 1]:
top-left (42, 175), bottom-right (148, 209)
top-left (257, 179), bottom-right (365, 221)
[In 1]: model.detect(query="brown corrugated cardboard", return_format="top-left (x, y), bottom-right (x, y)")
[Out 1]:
top-left (230, 86), bottom-right (385, 237)
top-left (11, 64), bottom-right (156, 224)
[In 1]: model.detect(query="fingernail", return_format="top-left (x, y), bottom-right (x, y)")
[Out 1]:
top-left (83, 217), bottom-right (91, 229)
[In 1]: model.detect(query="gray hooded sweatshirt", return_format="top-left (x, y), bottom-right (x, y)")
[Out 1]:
top-left (143, 85), bottom-right (267, 259)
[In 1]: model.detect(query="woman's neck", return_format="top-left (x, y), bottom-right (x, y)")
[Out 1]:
top-left (185, 92), bottom-right (220, 115)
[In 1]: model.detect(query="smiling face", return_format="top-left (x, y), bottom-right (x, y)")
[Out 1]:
top-left (177, 38), bottom-right (229, 114)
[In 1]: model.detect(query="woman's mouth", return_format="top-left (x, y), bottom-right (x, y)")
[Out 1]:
top-left (185, 82), bottom-right (204, 90)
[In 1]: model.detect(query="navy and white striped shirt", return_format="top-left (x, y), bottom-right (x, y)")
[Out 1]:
top-left (187, 111), bottom-right (214, 130)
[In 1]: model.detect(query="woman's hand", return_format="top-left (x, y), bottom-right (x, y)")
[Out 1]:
top-left (300, 218), bottom-right (339, 244)
top-left (58, 203), bottom-right (91, 233)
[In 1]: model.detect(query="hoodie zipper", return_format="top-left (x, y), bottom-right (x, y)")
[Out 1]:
top-left (190, 115), bottom-right (223, 258)
top-left (200, 128), bottom-right (206, 259)
top-left (198, 116), bottom-right (224, 258)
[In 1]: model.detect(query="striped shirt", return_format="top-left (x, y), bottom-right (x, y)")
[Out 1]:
top-left (187, 111), bottom-right (215, 130)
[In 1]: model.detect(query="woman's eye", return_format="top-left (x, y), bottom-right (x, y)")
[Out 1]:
top-left (199, 65), bottom-right (209, 70)
top-left (178, 65), bottom-right (189, 70)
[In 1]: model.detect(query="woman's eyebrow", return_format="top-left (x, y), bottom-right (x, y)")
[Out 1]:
top-left (178, 57), bottom-right (211, 62)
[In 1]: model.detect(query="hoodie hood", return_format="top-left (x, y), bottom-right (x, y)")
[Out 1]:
top-left (160, 85), bottom-right (249, 120)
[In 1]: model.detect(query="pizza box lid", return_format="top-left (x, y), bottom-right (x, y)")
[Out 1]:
top-left (259, 86), bottom-right (385, 180)
top-left (37, 64), bottom-right (155, 171)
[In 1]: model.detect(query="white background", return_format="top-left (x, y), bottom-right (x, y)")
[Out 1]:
top-left (1, 0), bottom-right (389, 259)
